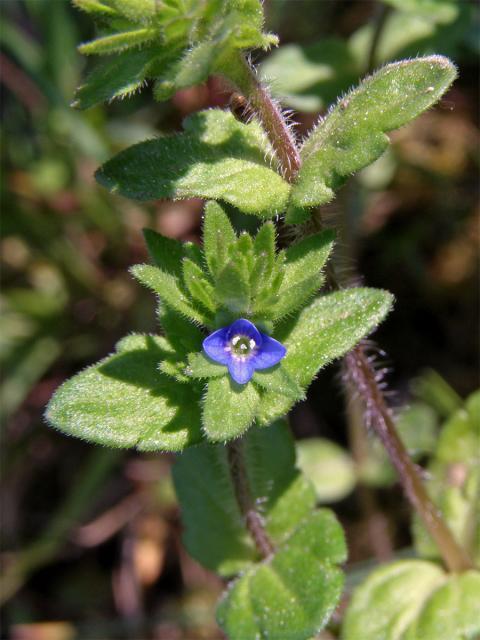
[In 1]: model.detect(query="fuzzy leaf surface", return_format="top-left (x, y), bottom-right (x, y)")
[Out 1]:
top-left (217, 509), bottom-right (347, 640)
top-left (96, 110), bottom-right (290, 218)
top-left (203, 201), bottom-right (237, 278)
top-left (74, 0), bottom-right (277, 106)
top-left (261, 230), bottom-right (335, 321)
top-left (46, 334), bottom-right (202, 451)
top-left (343, 560), bottom-right (480, 640)
top-left (173, 420), bottom-right (316, 576)
top-left (72, 47), bottom-right (162, 109)
top-left (202, 375), bottom-right (260, 441)
top-left (289, 56), bottom-right (457, 213)
top-left (131, 264), bottom-right (209, 325)
top-left (256, 288), bottom-right (393, 425)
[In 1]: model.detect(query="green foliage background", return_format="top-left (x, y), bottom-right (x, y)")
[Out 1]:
top-left (1, 0), bottom-right (478, 638)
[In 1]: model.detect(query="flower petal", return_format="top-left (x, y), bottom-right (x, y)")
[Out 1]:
top-left (202, 328), bottom-right (230, 365)
top-left (253, 334), bottom-right (287, 370)
top-left (227, 318), bottom-right (262, 345)
top-left (228, 358), bottom-right (255, 385)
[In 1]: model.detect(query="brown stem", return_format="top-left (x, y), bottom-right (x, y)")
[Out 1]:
top-left (223, 54), bottom-right (472, 573)
top-left (223, 55), bottom-right (301, 182)
top-left (344, 345), bottom-right (473, 573)
top-left (227, 440), bottom-right (274, 559)
top-left (347, 389), bottom-right (393, 561)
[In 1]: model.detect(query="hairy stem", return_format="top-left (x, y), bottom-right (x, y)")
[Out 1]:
top-left (224, 53), bottom-right (472, 573)
top-left (344, 345), bottom-right (473, 573)
top-left (225, 55), bottom-right (301, 182)
top-left (227, 440), bottom-right (275, 559)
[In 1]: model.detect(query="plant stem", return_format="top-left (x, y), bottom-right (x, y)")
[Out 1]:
top-left (343, 344), bottom-right (473, 573)
top-left (227, 440), bottom-right (274, 559)
top-left (225, 55), bottom-right (301, 182)
top-left (225, 53), bottom-right (473, 573)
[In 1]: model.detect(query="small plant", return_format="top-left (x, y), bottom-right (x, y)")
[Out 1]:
top-left (46, 1), bottom-right (479, 638)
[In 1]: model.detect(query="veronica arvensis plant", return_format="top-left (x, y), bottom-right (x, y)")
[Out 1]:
top-left (47, 2), bottom-right (478, 638)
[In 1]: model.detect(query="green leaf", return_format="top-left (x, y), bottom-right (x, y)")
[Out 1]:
top-left (78, 27), bottom-right (158, 56)
top-left (202, 375), bottom-right (260, 441)
top-left (74, 0), bottom-right (278, 106)
top-left (72, 48), bottom-right (160, 109)
top-left (260, 38), bottom-right (358, 113)
top-left (412, 391), bottom-right (480, 566)
top-left (182, 258), bottom-right (216, 314)
top-left (280, 288), bottom-right (393, 387)
top-left (217, 509), bottom-right (347, 640)
top-left (157, 306), bottom-right (204, 356)
top-left (95, 109), bottom-right (290, 218)
top-left (72, 0), bottom-right (118, 19)
top-left (187, 352), bottom-right (226, 379)
top-left (172, 419), bottom-right (316, 575)
top-left (108, 0), bottom-right (157, 23)
top-left (256, 287), bottom-right (393, 425)
top-left (253, 366), bottom-right (304, 400)
top-left (142, 228), bottom-right (184, 277)
top-left (250, 221), bottom-right (276, 294)
top-left (289, 56), bottom-right (457, 212)
top-left (46, 334), bottom-right (202, 451)
top-left (343, 560), bottom-right (480, 640)
top-left (215, 258), bottom-right (251, 314)
top-left (131, 264), bottom-right (209, 325)
top-left (296, 438), bottom-right (356, 503)
top-left (263, 230), bottom-right (335, 320)
top-left (203, 200), bottom-right (237, 278)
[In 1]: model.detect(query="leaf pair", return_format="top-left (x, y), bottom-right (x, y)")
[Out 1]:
top-left (95, 57), bottom-right (457, 223)
top-left (173, 420), bottom-right (347, 640)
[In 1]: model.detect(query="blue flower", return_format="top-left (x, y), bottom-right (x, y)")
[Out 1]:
top-left (202, 318), bottom-right (286, 385)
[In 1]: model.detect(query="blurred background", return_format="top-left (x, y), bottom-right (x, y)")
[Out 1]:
top-left (1, 1), bottom-right (478, 638)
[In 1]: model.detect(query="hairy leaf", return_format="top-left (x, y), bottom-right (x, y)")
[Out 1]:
top-left (96, 110), bottom-right (290, 218)
top-left (72, 47), bottom-right (160, 109)
top-left (217, 510), bottom-right (347, 640)
top-left (46, 334), bottom-right (202, 451)
top-left (187, 352), bottom-right (226, 379)
top-left (173, 420), bottom-right (316, 575)
top-left (256, 288), bottom-right (393, 425)
top-left (182, 258), bottom-right (216, 313)
top-left (262, 230), bottom-right (335, 321)
top-left (215, 258), bottom-right (251, 314)
top-left (74, 0), bottom-right (277, 106)
top-left (202, 375), bottom-right (260, 441)
top-left (343, 560), bottom-right (480, 640)
top-left (78, 28), bottom-right (158, 56)
top-left (203, 200), bottom-right (237, 278)
top-left (252, 366), bottom-right (304, 400)
top-left (131, 264), bottom-right (210, 325)
top-left (288, 56), bottom-right (457, 217)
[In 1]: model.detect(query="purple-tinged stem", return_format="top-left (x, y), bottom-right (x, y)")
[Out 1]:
top-left (344, 344), bottom-right (473, 573)
top-left (227, 440), bottom-right (274, 559)
top-left (223, 55), bottom-right (301, 182)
